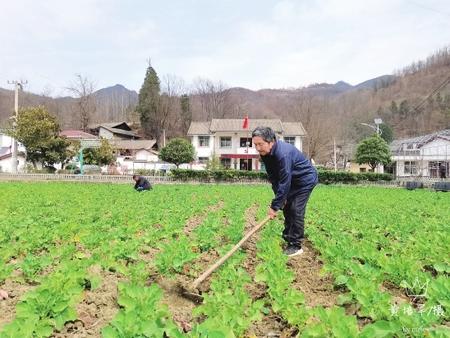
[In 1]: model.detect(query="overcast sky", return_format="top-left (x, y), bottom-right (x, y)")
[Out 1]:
top-left (1, 0), bottom-right (449, 96)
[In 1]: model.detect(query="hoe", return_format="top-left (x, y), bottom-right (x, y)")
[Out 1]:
top-left (179, 216), bottom-right (271, 303)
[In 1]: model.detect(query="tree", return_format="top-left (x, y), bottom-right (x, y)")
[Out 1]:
top-left (193, 78), bottom-right (232, 120)
top-left (379, 123), bottom-right (394, 144)
top-left (83, 139), bottom-right (115, 166)
top-left (137, 63), bottom-right (161, 140)
top-left (159, 74), bottom-right (185, 140)
top-left (6, 106), bottom-right (72, 167)
top-left (67, 74), bottom-right (97, 132)
top-left (389, 101), bottom-right (398, 115)
top-left (180, 94), bottom-right (192, 135)
top-left (355, 135), bottom-right (391, 171)
top-left (159, 138), bottom-right (195, 168)
top-left (398, 100), bottom-right (409, 118)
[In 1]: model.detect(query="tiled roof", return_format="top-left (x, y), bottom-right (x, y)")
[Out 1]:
top-left (187, 122), bottom-right (211, 135)
top-left (187, 119), bottom-right (306, 136)
top-left (210, 119), bottom-right (283, 132)
top-left (88, 121), bottom-right (132, 130)
top-left (100, 126), bottom-right (140, 138)
top-left (60, 130), bottom-right (98, 139)
top-left (390, 129), bottom-right (450, 151)
top-left (281, 122), bottom-right (306, 136)
top-left (110, 139), bottom-right (157, 150)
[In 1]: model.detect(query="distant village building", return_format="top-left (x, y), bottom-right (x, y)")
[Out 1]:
top-left (88, 122), bottom-right (140, 140)
top-left (60, 127), bottom-right (164, 174)
top-left (0, 131), bottom-right (26, 173)
top-left (390, 129), bottom-right (450, 178)
top-left (187, 119), bottom-right (306, 171)
top-left (60, 130), bottom-right (98, 140)
top-left (110, 139), bottom-right (165, 174)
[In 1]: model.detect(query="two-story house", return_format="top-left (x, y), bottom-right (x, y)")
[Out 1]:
top-left (187, 119), bottom-right (306, 171)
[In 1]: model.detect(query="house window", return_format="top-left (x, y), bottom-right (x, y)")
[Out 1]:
top-left (359, 168), bottom-right (367, 173)
top-left (198, 136), bottom-right (210, 147)
top-left (240, 137), bottom-right (252, 148)
top-left (284, 136), bottom-right (295, 145)
top-left (220, 137), bottom-right (232, 148)
top-left (404, 161), bottom-right (417, 175)
top-left (198, 157), bottom-right (209, 164)
top-left (220, 158), bottom-right (231, 169)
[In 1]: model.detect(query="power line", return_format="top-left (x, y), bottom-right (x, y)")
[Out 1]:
top-left (408, 1), bottom-right (450, 18)
top-left (6, 79), bottom-right (27, 173)
top-left (410, 75), bottom-right (450, 114)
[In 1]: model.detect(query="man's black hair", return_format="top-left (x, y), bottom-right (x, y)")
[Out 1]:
top-left (252, 126), bottom-right (276, 143)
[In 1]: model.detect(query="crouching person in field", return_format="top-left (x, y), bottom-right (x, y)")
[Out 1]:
top-left (252, 126), bottom-right (318, 257)
top-left (133, 174), bottom-right (152, 192)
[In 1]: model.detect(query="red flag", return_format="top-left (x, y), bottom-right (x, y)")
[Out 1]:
top-left (242, 115), bottom-right (249, 129)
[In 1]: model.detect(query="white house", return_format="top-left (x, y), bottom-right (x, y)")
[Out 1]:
top-left (0, 132), bottom-right (26, 173)
top-left (109, 139), bottom-right (171, 174)
top-left (187, 119), bottom-right (306, 171)
top-left (390, 129), bottom-right (450, 178)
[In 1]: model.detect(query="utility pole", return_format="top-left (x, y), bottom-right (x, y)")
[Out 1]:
top-left (7, 80), bottom-right (27, 173)
top-left (333, 138), bottom-right (337, 172)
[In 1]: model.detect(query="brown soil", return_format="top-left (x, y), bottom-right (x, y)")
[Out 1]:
top-left (288, 239), bottom-right (339, 309)
top-left (0, 262), bottom-right (58, 331)
top-left (380, 280), bottom-right (410, 305)
top-left (0, 279), bottom-right (35, 330)
top-left (244, 207), bottom-right (297, 337)
top-left (147, 200), bottom-right (225, 333)
top-left (183, 200), bottom-right (224, 235)
top-left (241, 205), bottom-right (267, 300)
top-left (248, 235), bottom-right (341, 337)
top-left (155, 275), bottom-right (199, 333)
top-left (53, 266), bottom-right (123, 337)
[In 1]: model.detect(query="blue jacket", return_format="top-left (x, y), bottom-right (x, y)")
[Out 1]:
top-left (260, 141), bottom-right (318, 211)
top-left (134, 176), bottom-right (152, 191)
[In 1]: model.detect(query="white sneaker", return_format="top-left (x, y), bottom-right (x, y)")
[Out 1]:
top-left (283, 246), bottom-right (304, 257)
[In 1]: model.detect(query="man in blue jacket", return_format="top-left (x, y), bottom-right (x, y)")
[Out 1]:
top-left (252, 126), bottom-right (318, 257)
top-left (132, 174), bottom-right (152, 191)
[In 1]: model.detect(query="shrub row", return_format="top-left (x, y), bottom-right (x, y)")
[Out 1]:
top-left (170, 169), bottom-right (393, 183)
top-left (317, 170), bottom-right (393, 184)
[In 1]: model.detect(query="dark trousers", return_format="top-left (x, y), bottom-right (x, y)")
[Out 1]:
top-left (282, 187), bottom-right (315, 247)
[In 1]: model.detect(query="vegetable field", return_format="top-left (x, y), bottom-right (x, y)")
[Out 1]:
top-left (0, 183), bottom-right (448, 337)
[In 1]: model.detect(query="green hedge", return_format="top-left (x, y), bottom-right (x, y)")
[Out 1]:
top-left (170, 169), bottom-right (267, 181)
top-left (170, 169), bottom-right (393, 183)
top-left (317, 170), bottom-right (393, 184)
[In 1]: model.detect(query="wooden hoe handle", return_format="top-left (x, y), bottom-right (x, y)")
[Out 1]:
top-left (191, 215), bottom-right (271, 290)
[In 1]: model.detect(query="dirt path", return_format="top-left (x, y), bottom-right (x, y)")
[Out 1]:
top-left (288, 239), bottom-right (339, 309)
top-left (247, 234), bottom-right (340, 337)
top-left (151, 200), bottom-right (225, 333)
top-left (243, 208), bottom-right (298, 337)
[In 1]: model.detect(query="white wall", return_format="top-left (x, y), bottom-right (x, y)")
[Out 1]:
top-left (0, 155), bottom-right (26, 173)
top-left (135, 149), bottom-right (159, 162)
top-left (0, 133), bottom-right (25, 152)
top-left (99, 128), bottom-right (114, 139)
top-left (192, 135), bottom-right (213, 159)
top-left (421, 139), bottom-right (450, 160)
top-left (214, 132), bottom-right (259, 156)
